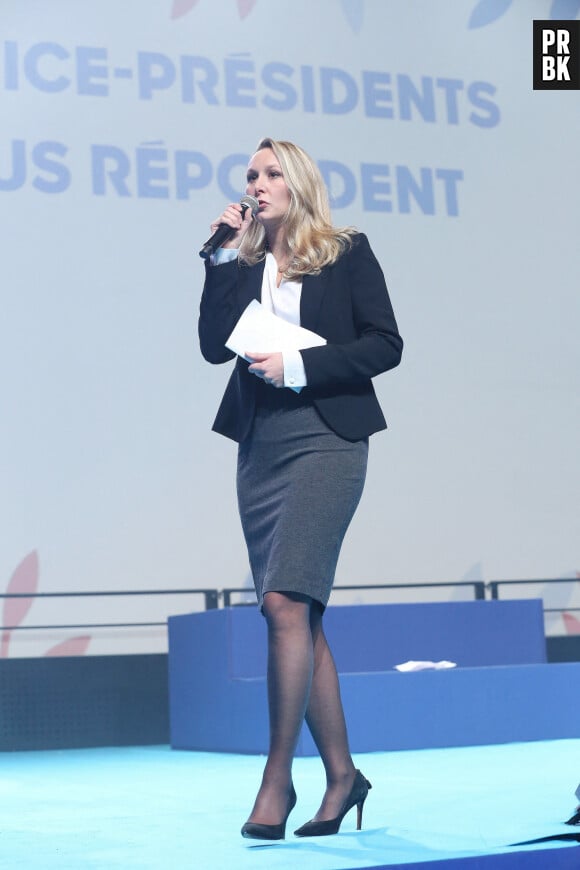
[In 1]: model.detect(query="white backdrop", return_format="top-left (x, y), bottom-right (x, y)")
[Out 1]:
top-left (1, 0), bottom-right (579, 656)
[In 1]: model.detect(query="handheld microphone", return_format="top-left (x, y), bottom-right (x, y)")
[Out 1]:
top-left (199, 195), bottom-right (259, 260)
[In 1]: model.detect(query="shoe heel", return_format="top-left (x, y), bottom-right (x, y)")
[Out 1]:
top-left (356, 797), bottom-right (365, 831)
top-left (356, 776), bottom-right (372, 830)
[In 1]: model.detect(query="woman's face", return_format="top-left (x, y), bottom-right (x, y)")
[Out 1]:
top-left (246, 148), bottom-right (291, 228)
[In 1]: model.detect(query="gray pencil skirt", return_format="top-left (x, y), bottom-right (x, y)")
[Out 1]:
top-left (236, 397), bottom-right (368, 610)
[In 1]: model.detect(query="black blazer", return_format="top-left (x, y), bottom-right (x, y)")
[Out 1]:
top-left (198, 233), bottom-right (403, 442)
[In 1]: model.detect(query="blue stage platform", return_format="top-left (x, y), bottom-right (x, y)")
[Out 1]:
top-left (1, 601), bottom-right (578, 869)
top-left (2, 742), bottom-right (579, 869)
top-left (168, 600), bottom-right (580, 755)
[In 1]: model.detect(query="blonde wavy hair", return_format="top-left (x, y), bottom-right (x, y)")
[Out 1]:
top-left (239, 138), bottom-right (357, 279)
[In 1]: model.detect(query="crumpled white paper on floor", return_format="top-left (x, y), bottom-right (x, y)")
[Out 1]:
top-left (394, 660), bottom-right (457, 672)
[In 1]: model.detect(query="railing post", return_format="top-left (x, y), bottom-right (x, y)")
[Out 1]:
top-left (204, 590), bottom-right (219, 610)
top-left (473, 582), bottom-right (486, 600)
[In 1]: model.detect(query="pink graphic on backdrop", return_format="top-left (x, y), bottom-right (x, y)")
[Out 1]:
top-left (1, 551), bottom-right (39, 658)
top-left (237, 0), bottom-right (257, 16)
top-left (563, 612), bottom-right (580, 635)
top-left (171, 0), bottom-right (362, 27)
top-left (171, 0), bottom-right (257, 19)
top-left (1, 551), bottom-right (91, 658)
top-left (171, 0), bottom-right (200, 19)
top-left (170, 2), bottom-right (579, 35)
top-left (45, 636), bottom-right (91, 657)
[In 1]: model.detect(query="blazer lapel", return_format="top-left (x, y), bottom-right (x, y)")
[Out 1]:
top-left (238, 260), bottom-right (265, 311)
top-left (238, 260), bottom-right (329, 333)
top-left (300, 270), bottom-right (329, 333)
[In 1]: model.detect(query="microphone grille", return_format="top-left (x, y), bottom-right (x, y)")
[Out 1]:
top-left (240, 194), bottom-right (259, 216)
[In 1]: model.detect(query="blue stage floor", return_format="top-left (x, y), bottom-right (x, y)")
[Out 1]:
top-left (2, 740), bottom-right (579, 869)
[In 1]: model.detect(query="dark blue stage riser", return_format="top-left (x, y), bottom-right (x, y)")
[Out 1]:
top-left (168, 600), bottom-right (580, 754)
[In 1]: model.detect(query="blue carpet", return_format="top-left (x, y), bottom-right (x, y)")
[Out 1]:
top-left (1, 740), bottom-right (578, 868)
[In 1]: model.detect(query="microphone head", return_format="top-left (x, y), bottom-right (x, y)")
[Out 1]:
top-left (240, 194), bottom-right (259, 216)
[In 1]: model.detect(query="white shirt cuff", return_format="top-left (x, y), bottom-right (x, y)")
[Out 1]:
top-left (283, 350), bottom-right (308, 392)
top-left (210, 247), bottom-right (239, 266)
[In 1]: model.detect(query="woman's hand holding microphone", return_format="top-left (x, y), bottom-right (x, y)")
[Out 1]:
top-left (209, 201), bottom-right (255, 249)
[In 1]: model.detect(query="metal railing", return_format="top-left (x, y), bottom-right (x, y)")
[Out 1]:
top-left (487, 577), bottom-right (580, 614)
top-left (1, 578), bottom-right (577, 632)
top-left (222, 580), bottom-right (486, 608)
top-left (0, 588), bottom-right (218, 631)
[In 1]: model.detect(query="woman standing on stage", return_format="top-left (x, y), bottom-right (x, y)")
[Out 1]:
top-left (198, 138), bottom-right (403, 839)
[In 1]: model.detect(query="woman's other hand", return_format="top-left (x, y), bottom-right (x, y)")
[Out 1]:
top-left (246, 352), bottom-right (284, 388)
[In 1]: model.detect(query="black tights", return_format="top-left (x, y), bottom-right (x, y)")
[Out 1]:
top-left (246, 591), bottom-right (356, 826)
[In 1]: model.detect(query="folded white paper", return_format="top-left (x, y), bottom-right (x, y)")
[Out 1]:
top-left (226, 299), bottom-right (326, 358)
top-left (226, 300), bottom-right (327, 394)
top-left (394, 660), bottom-right (457, 672)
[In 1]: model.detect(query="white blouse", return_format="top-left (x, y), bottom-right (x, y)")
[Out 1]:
top-left (211, 248), bottom-right (308, 389)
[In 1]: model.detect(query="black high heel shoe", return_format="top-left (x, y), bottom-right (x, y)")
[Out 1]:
top-left (241, 785), bottom-right (297, 840)
top-left (294, 770), bottom-right (372, 837)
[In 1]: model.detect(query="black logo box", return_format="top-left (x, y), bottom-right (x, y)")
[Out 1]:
top-left (533, 20), bottom-right (580, 90)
